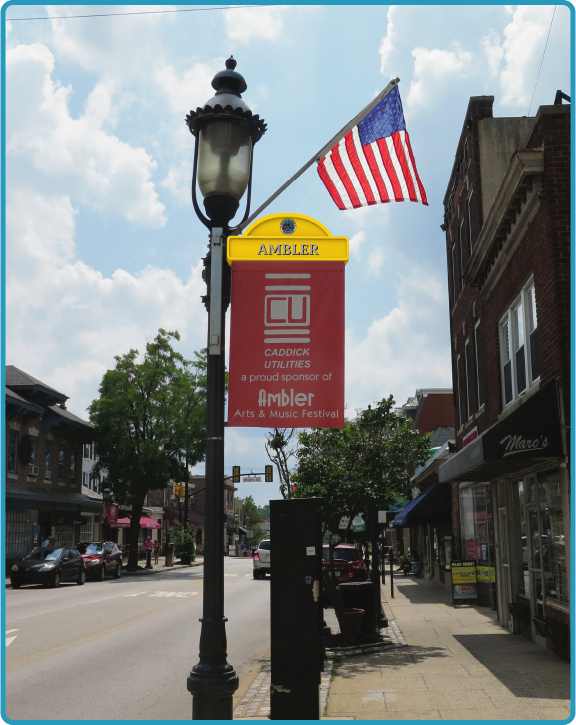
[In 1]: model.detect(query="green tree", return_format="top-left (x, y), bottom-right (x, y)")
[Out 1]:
top-left (292, 396), bottom-right (430, 640)
top-left (169, 520), bottom-right (197, 562)
top-left (242, 495), bottom-right (261, 526)
top-left (89, 329), bottom-right (207, 571)
top-left (265, 428), bottom-right (297, 498)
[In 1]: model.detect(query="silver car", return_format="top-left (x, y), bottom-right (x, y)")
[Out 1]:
top-left (253, 540), bottom-right (271, 579)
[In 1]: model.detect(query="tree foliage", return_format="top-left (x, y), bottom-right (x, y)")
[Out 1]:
top-left (89, 329), bottom-right (207, 571)
top-left (242, 495), bottom-right (262, 526)
top-left (265, 428), bottom-right (297, 499)
top-left (291, 396), bottom-right (430, 640)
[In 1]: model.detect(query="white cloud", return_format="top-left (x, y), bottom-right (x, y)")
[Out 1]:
top-left (6, 189), bottom-right (206, 416)
top-left (345, 272), bottom-right (452, 411)
top-left (482, 28), bottom-right (505, 78)
top-left (7, 43), bottom-right (166, 228)
top-left (367, 247), bottom-right (385, 274)
top-left (407, 45), bottom-right (472, 109)
top-left (223, 6), bottom-right (286, 42)
top-left (498, 5), bottom-right (552, 106)
top-left (379, 5), bottom-right (397, 75)
top-left (349, 231), bottom-right (366, 259)
top-left (154, 60), bottom-right (220, 117)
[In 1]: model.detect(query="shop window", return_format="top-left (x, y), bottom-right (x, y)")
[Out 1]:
top-left (44, 440), bottom-right (52, 478)
top-left (8, 430), bottom-right (18, 473)
top-left (517, 481), bottom-right (529, 596)
top-left (499, 279), bottom-right (540, 408)
top-left (538, 471), bottom-right (567, 605)
top-left (475, 320), bottom-right (485, 408)
top-left (5, 510), bottom-right (32, 556)
top-left (460, 485), bottom-right (494, 572)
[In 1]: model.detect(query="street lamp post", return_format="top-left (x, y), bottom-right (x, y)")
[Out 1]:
top-left (185, 57), bottom-right (266, 720)
top-left (103, 487), bottom-right (112, 541)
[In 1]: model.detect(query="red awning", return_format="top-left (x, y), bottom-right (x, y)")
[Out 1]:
top-left (110, 515), bottom-right (161, 529)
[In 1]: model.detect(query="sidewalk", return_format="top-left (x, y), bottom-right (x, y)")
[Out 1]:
top-left (325, 575), bottom-right (571, 720)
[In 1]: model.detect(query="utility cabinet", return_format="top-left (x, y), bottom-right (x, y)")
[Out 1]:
top-left (270, 497), bottom-right (324, 720)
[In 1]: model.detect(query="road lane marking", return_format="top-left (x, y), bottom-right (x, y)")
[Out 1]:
top-left (149, 591), bottom-right (199, 598)
top-left (6, 630), bottom-right (19, 634)
top-left (6, 630), bottom-right (19, 647)
top-left (224, 574), bottom-right (238, 577)
top-left (121, 592), bottom-right (147, 597)
top-left (6, 598), bottom-right (195, 671)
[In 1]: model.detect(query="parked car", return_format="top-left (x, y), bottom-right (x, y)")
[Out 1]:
top-left (77, 541), bottom-right (123, 580)
top-left (253, 540), bottom-right (271, 579)
top-left (322, 544), bottom-right (367, 583)
top-left (10, 547), bottom-right (86, 588)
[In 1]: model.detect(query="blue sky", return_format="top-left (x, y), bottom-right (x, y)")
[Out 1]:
top-left (4, 3), bottom-right (572, 505)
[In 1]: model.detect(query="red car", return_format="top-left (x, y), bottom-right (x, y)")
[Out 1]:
top-left (322, 544), bottom-right (367, 583)
top-left (77, 541), bottom-right (123, 580)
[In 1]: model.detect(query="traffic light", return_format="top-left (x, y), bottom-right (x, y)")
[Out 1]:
top-left (174, 482), bottom-right (183, 496)
top-left (265, 465), bottom-right (273, 482)
top-left (291, 485), bottom-right (296, 492)
top-left (232, 465), bottom-right (241, 483)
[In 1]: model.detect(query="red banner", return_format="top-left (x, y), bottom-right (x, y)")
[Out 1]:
top-left (107, 504), bottom-right (119, 525)
top-left (228, 261), bottom-right (344, 428)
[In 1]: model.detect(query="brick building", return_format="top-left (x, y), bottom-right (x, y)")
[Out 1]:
top-left (392, 388), bottom-right (455, 578)
top-left (438, 96), bottom-right (570, 658)
top-left (5, 366), bottom-right (100, 568)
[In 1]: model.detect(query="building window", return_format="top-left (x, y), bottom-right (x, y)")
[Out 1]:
top-left (29, 437), bottom-right (37, 466)
top-left (459, 222), bottom-right (465, 288)
top-left (475, 321), bottom-right (485, 408)
top-left (468, 191), bottom-right (476, 251)
top-left (58, 448), bottom-right (65, 481)
top-left (465, 339), bottom-right (473, 420)
top-left (499, 279), bottom-right (540, 407)
top-left (8, 430), bottom-right (18, 473)
top-left (5, 510), bottom-right (32, 556)
top-left (44, 440), bottom-right (52, 478)
top-left (84, 443), bottom-right (90, 459)
top-left (451, 244), bottom-right (457, 305)
top-left (456, 354), bottom-right (463, 428)
top-left (70, 450), bottom-right (76, 481)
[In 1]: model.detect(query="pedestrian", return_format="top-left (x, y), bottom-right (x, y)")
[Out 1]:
top-left (144, 535), bottom-right (153, 569)
top-left (41, 537), bottom-right (50, 547)
top-left (240, 541), bottom-right (245, 557)
top-left (153, 538), bottom-right (160, 565)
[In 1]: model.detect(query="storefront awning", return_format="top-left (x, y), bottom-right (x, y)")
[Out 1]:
top-left (393, 482), bottom-right (452, 527)
top-left (163, 507), bottom-right (205, 527)
top-left (110, 515), bottom-right (161, 529)
top-left (438, 379), bottom-right (564, 484)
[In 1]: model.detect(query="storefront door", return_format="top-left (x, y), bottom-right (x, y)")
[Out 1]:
top-left (526, 502), bottom-right (546, 645)
top-left (497, 506), bottom-right (513, 630)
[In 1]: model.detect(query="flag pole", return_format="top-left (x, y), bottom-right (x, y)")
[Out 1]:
top-left (234, 78), bottom-right (400, 233)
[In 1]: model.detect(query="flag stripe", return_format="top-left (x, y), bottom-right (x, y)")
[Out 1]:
top-left (346, 130), bottom-right (376, 205)
top-left (398, 130), bottom-right (422, 203)
top-left (385, 135), bottom-right (410, 201)
top-left (362, 143), bottom-right (390, 203)
top-left (331, 143), bottom-right (362, 209)
top-left (376, 138), bottom-right (404, 201)
top-left (392, 131), bottom-right (417, 202)
top-left (324, 151), bottom-right (354, 210)
top-left (404, 131), bottom-right (428, 205)
top-left (368, 142), bottom-right (394, 202)
top-left (317, 157), bottom-right (346, 210)
top-left (338, 137), bottom-right (368, 207)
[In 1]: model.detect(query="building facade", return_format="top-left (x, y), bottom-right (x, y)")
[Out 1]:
top-left (438, 96), bottom-right (570, 658)
top-left (5, 366), bottom-right (100, 567)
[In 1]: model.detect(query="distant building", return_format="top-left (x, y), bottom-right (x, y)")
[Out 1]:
top-left (5, 366), bottom-right (99, 566)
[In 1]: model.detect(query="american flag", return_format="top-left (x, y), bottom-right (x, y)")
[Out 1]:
top-left (317, 85), bottom-right (427, 210)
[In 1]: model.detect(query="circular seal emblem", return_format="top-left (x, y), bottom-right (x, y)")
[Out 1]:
top-left (280, 218), bottom-right (296, 235)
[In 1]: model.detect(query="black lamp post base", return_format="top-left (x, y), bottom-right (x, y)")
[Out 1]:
top-left (188, 666), bottom-right (239, 719)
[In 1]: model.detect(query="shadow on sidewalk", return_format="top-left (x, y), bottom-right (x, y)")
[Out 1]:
top-left (453, 634), bottom-right (570, 700)
top-left (392, 578), bottom-right (453, 605)
top-left (331, 644), bottom-right (451, 678)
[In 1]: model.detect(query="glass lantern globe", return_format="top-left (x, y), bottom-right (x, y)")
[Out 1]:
top-left (197, 120), bottom-right (252, 201)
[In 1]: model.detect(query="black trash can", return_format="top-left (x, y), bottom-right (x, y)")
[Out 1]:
top-left (338, 582), bottom-right (376, 636)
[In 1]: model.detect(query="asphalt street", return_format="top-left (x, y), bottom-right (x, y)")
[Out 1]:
top-left (5, 556), bottom-right (270, 720)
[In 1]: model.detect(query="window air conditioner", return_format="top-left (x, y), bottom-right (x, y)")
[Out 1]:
top-left (28, 464), bottom-right (39, 476)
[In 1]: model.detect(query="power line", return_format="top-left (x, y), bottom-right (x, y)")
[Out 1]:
top-left (7, 4), bottom-right (271, 21)
top-left (527, 6), bottom-right (556, 117)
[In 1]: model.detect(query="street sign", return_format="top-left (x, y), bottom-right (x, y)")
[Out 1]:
top-left (228, 213), bottom-right (347, 429)
top-left (451, 561), bottom-right (478, 602)
top-left (338, 516), bottom-right (350, 530)
top-left (246, 529), bottom-right (254, 538)
top-left (378, 510), bottom-right (387, 524)
top-left (243, 476), bottom-right (261, 482)
top-left (107, 504), bottom-right (119, 525)
top-left (352, 513), bottom-right (365, 532)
